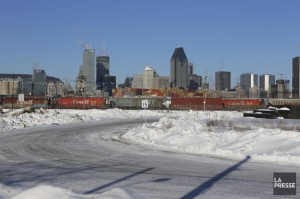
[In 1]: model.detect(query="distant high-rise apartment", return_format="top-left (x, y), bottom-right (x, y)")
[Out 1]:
top-left (240, 73), bottom-right (258, 97)
top-left (80, 47), bottom-right (95, 92)
top-left (292, 56), bottom-right (300, 98)
top-left (170, 47), bottom-right (188, 88)
top-left (259, 74), bottom-right (275, 98)
top-left (215, 71), bottom-right (231, 91)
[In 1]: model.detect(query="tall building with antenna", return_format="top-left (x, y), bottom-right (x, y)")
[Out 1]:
top-left (170, 47), bottom-right (189, 88)
top-left (79, 46), bottom-right (95, 93)
top-left (96, 55), bottom-right (109, 76)
top-left (96, 49), bottom-right (116, 96)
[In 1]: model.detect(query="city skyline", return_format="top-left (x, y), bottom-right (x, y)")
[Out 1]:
top-left (0, 0), bottom-right (300, 87)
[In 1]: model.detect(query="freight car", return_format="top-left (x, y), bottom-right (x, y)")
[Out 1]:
top-left (170, 97), bottom-right (223, 110)
top-left (112, 96), bottom-right (165, 109)
top-left (58, 97), bottom-right (106, 109)
top-left (170, 97), bottom-right (263, 111)
top-left (1, 96), bottom-right (107, 109)
top-left (0, 96), bottom-right (52, 109)
top-left (221, 98), bottom-right (263, 110)
top-left (1, 95), bottom-right (264, 111)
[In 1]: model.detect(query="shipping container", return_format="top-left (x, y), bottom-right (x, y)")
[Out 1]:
top-left (222, 99), bottom-right (262, 111)
top-left (170, 97), bottom-right (263, 110)
top-left (1, 96), bottom-right (50, 108)
top-left (222, 99), bottom-right (262, 106)
top-left (170, 97), bottom-right (223, 110)
top-left (58, 97), bottom-right (105, 109)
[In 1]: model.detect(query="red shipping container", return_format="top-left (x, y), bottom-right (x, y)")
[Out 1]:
top-left (170, 97), bottom-right (223, 110)
top-left (58, 97), bottom-right (105, 109)
top-left (1, 96), bottom-right (48, 108)
top-left (170, 97), bottom-right (262, 110)
top-left (222, 99), bottom-right (262, 106)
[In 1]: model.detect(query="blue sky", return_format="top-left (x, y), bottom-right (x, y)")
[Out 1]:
top-left (0, 0), bottom-right (300, 87)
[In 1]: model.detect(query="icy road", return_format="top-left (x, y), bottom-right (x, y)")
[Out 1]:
top-left (0, 118), bottom-right (299, 198)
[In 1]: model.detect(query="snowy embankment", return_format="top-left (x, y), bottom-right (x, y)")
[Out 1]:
top-left (123, 110), bottom-right (300, 164)
top-left (0, 108), bottom-right (163, 131)
top-left (1, 108), bottom-right (300, 198)
top-left (1, 184), bottom-right (145, 199)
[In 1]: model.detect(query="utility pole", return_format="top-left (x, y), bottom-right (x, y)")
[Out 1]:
top-left (11, 74), bottom-right (15, 111)
top-left (44, 80), bottom-right (47, 109)
top-left (203, 76), bottom-right (207, 111)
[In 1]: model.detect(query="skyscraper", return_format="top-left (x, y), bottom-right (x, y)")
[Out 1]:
top-left (170, 47), bottom-right (188, 88)
top-left (259, 74), bottom-right (275, 91)
top-left (80, 48), bottom-right (95, 92)
top-left (292, 56), bottom-right (300, 98)
top-left (215, 71), bottom-right (231, 91)
top-left (240, 73), bottom-right (258, 97)
top-left (259, 74), bottom-right (275, 97)
top-left (96, 55), bottom-right (109, 76)
top-left (96, 54), bottom-right (116, 96)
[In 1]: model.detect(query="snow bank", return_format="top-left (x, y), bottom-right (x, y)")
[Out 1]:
top-left (0, 184), bottom-right (144, 199)
top-left (122, 110), bottom-right (300, 165)
top-left (0, 109), bottom-right (168, 131)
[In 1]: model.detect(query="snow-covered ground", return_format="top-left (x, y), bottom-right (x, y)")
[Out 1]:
top-left (0, 108), bottom-right (164, 131)
top-left (1, 108), bottom-right (300, 198)
top-left (1, 184), bottom-right (144, 199)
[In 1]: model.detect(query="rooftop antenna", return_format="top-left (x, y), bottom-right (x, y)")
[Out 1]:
top-left (100, 42), bottom-right (107, 56)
